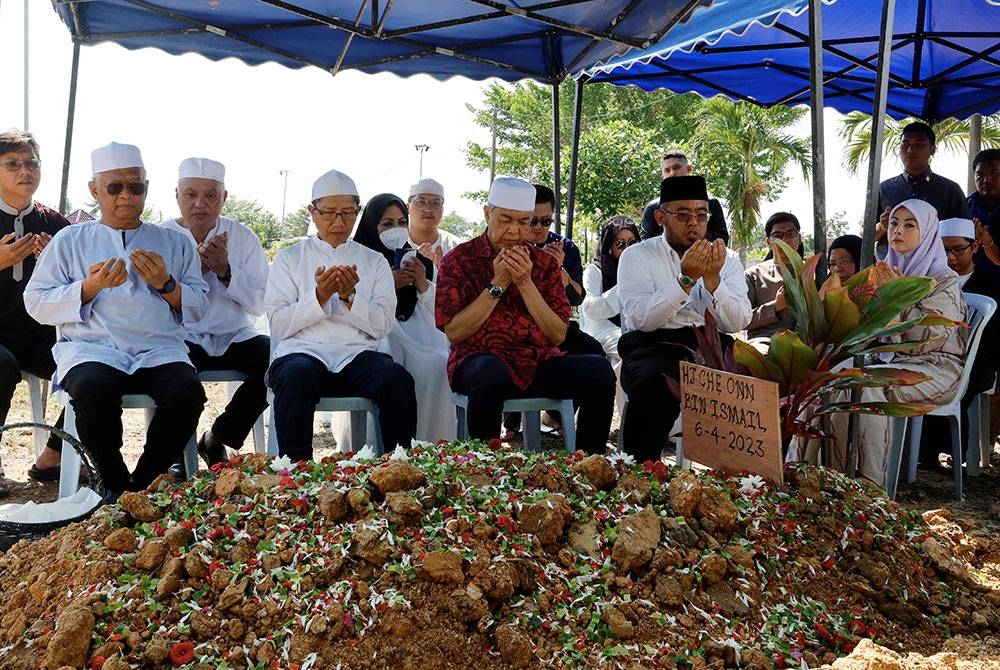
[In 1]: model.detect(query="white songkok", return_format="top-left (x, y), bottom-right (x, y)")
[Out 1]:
top-left (91, 142), bottom-right (144, 177)
top-left (487, 176), bottom-right (535, 213)
top-left (178, 157), bottom-right (225, 183)
top-left (939, 217), bottom-right (975, 240)
top-left (409, 177), bottom-right (444, 200)
top-left (312, 169), bottom-right (359, 201)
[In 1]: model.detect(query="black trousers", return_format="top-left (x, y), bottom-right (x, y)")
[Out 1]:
top-left (619, 327), bottom-right (734, 463)
top-left (60, 361), bottom-right (206, 493)
top-left (187, 335), bottom-right (270, 449)
top-left (0, 335), bottom-right (64, 451)
top-left (454, 352), bottom-right (615, 455)
top-left (503, 322), bottom-right (606, 431)
top-left (267, 351), bottom-right (417, 461)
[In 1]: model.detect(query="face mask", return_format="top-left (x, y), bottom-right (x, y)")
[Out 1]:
top-left (379, 226), bottom-right (409, 250)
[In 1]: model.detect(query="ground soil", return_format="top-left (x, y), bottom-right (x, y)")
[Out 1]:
top-left (3, 388), bottom-right (1000, 668)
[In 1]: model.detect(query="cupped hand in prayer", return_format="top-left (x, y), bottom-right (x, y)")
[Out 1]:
top-left (417, 242), bottom-right (444, 267)
top-left (542, 239), bottom-right (565, 266)
top-left (32, 232), bottom-right (52, 258)
top-left (129, 249), bottom-right (170, 289)
top-left (199, 231), bottom-right (230, 278)
top-left (85, 258), bottom-right (128, 291)
top-left (401, 256), bottom-right (429, 292)
top-left (501, 245), bottom-right (533, 287)
top-left (0, 231), bottom-right (35, 271)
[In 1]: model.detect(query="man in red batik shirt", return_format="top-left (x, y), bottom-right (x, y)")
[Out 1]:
top-left (435, 176), bottom-right (614, 454)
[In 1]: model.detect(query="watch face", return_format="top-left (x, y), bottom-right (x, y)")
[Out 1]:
top-left (489, 284), bottom-right (503, 298)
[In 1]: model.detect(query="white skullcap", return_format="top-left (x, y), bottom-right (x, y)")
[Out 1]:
top-left (409, 177), bottom-right (444, 200)
top-left (178, 157), bottom-right (225, 183)
top-left (939, 217), bottom-right (975, 239)
top-left (487, 176), bottom-right (535, 212)
top-left (312, 169), bottom-right (359, 202)
top-left (91, 142), bottom-right (144, 177)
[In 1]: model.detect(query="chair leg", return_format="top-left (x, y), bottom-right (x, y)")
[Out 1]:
top-left (456, 402), bottom-right (469, 440)
top-left (968, 401), bottom-right (982, 477)
top-left (59, 404), bottom-right (82, 499)
top-left (885, 417), bottom-right (908, 501)
top-left (369, 407), bottom-right (384, 456)
top-left (349, 410), bottom-right (368, 452)
top-left (981, 394), bottom-right (992, 469)
top-left (522, 411), bottom-right (541, 452)
top-left (266, 405), bottom-right (280, 457)
top-left (947, 415), bottom-right (963, 500)
top-left (904, 416), bottom-right (922, 484)
top-left (252, 413), bottom-right (266, 454)
top-left (558, 399), bottom-right (576, 452)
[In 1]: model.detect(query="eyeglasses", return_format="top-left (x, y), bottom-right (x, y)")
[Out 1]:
top-left (1, 158), bottom-right (41, 172)
top-left (944, 243), bottom-right (973, 256)
top-left (529, 216), bottom-right (554, 228)
top-left (661, 209), bottom-right (710, 224)
top-left (314, 207), bottom-right (359, 221)
top-left (411, 198), bottom-right (443, 210)
top-left (104, 182), bottom-right (146, 196)
top-left (768, 230), bottom-right (800, 241)
top-left (613, 238), bottom-right (638, 249)
top-left (827, 260), bottom-right (856, 270)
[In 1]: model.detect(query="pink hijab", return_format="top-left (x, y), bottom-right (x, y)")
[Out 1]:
top-left (885, 198), bottom-right (956, 279)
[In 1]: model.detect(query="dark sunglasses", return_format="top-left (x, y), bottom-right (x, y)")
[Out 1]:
top-left (105, 182), bottom-right (147, 196)
top-left (529, 216), bottom-right (554, 228)
top-left (613, 238), bottom-right (638, 249)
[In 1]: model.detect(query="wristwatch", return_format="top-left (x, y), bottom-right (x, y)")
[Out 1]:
top-left (487, 283), bottom-right (504, 299)
top-left (157, 276), bottom-right (177, 294)
top-left (677, 274), bottom-right (695, 289)
top-left (342, 290), bottom-right (356, 304)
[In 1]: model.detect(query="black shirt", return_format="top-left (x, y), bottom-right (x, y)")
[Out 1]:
top-left (0, 202), bottom-right (69, 345)
top-left (640, 196), bottom-right (729, 244)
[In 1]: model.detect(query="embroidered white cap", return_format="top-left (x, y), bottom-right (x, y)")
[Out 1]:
top-left (91, 142), bottom-right (144, 177)
top-left (408, 177), bottom-right (444, 200)
top-left (178, 157), bottom-right (225, 183)
top-left (312, 169), bottom-right (359, 201)
top-left (939, 217), bottom-right (975, 239)
top-left (487, 176), bottom-right (535, 212)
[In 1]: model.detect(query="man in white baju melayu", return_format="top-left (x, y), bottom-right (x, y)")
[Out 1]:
top-left (24, 143), bottom-right (209, 497)
top-left (161, 158), bottom-right (270, 478)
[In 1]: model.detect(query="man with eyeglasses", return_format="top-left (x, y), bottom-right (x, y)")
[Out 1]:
top-left (639, 149), bottom-right (729, 244)
top-left (918, 217), bottom-right (1000, 470)
top-left (967, 148), bottom-right (1000, 268)
top-left (745, 212), bottom-right (803, 345)
top-left (436, 176), bottom-right (615, 454)
top-left (265, 169), bottom-right (416, 459)
top-left (0, 130), bottom-right (70, 497)
top-left (875, 122), bottom-right (970, 258)
top-left (405, 178), bottom-right (464, 265)
top-left (24, 142), bottom-right (209, 499)
top-left (161, 158), bottom-right (271, 479)
top-left (618, 175), bottom-right (751, 462)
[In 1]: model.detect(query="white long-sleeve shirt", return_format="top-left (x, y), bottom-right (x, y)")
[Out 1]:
top-left (265, 236), bottom-right (396, 372)
top-left (161, 216), bottom-right (269, 356)
top-left (617, 235), bottom-right (751, 334)
top-left (580, 262), bottom-right (622, 343)
top-left (23, 220), bottom-right (209, 384)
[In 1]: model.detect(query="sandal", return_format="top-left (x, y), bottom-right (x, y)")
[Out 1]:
top-left (28, 463), bottom-right (61, 482)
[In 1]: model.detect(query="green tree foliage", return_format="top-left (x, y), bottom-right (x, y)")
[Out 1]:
top-left (690, 100), bottom-right (811, 255)
top-left (439, 211), bottom-right (481, 240)
top-left (281, 205), bottom-right (311, 239)
top-left (223, 196), bottom-right (281, 247)
top-left (838, 112), bottom-right (1000, 175)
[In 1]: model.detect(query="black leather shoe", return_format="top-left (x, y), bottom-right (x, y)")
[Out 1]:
top-left (168, 461), bottom-right (187, 480)
top-left (197, 432), bottom-right (229, 467)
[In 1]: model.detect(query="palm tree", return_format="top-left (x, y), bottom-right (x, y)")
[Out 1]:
top-left (839, 112), bottom-right (1000, 175)
top-left (690, 100), bottom-right (812, 258)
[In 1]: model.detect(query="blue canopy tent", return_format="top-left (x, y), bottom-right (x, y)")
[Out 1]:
top-left (48, 0), bottom-right (775, 224)
top-left (582, 0), bottom-right (1000, 123)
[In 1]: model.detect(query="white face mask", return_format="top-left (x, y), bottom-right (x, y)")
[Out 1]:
top-left (379, 226), bottom-right (410, 250)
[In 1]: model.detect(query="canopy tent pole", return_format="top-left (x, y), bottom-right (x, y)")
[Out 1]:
top-left (552, 82), bottom-right (562, 235)
top-left (847, 0), bottom-right (896, 480)
top-left (968, 113), bottom-right (982, 193)
top-left (59, 42), bottom-right (81, 215)
top-left (807, 0), bottom-right (827, 281)
top-left (565, 78), bottom-right (584, 241)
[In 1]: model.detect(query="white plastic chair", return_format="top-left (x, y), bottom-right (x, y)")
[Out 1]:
top-left (265, 390), bottom-right (382, 456)
top-left (617, 394), bottom-right (688, 467)
top-left (19, 371), bottom-right (49, 457)
top-left (967, 378), bottom-right (997, 475)
top-left (453, 393), bottom-right (576, 452)
top-left (884, 293), bottom-right (996, 501)
top-left (197, 370), bottom-right (266, 453)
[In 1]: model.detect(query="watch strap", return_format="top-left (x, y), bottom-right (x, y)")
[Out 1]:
top-left (157, 276), bottom-right (177, 294)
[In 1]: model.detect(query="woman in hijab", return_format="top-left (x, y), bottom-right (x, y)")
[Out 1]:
top-left (827, 234), bottom-right (862, 284)
top-left (745, 212), bottom-right (803, 346)
top-left (829, 199), bottom-right (967, 488)
top-left (350, 193), bottom-right (456, 444)
top-left (581, 215), bottom-right (640, 415)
